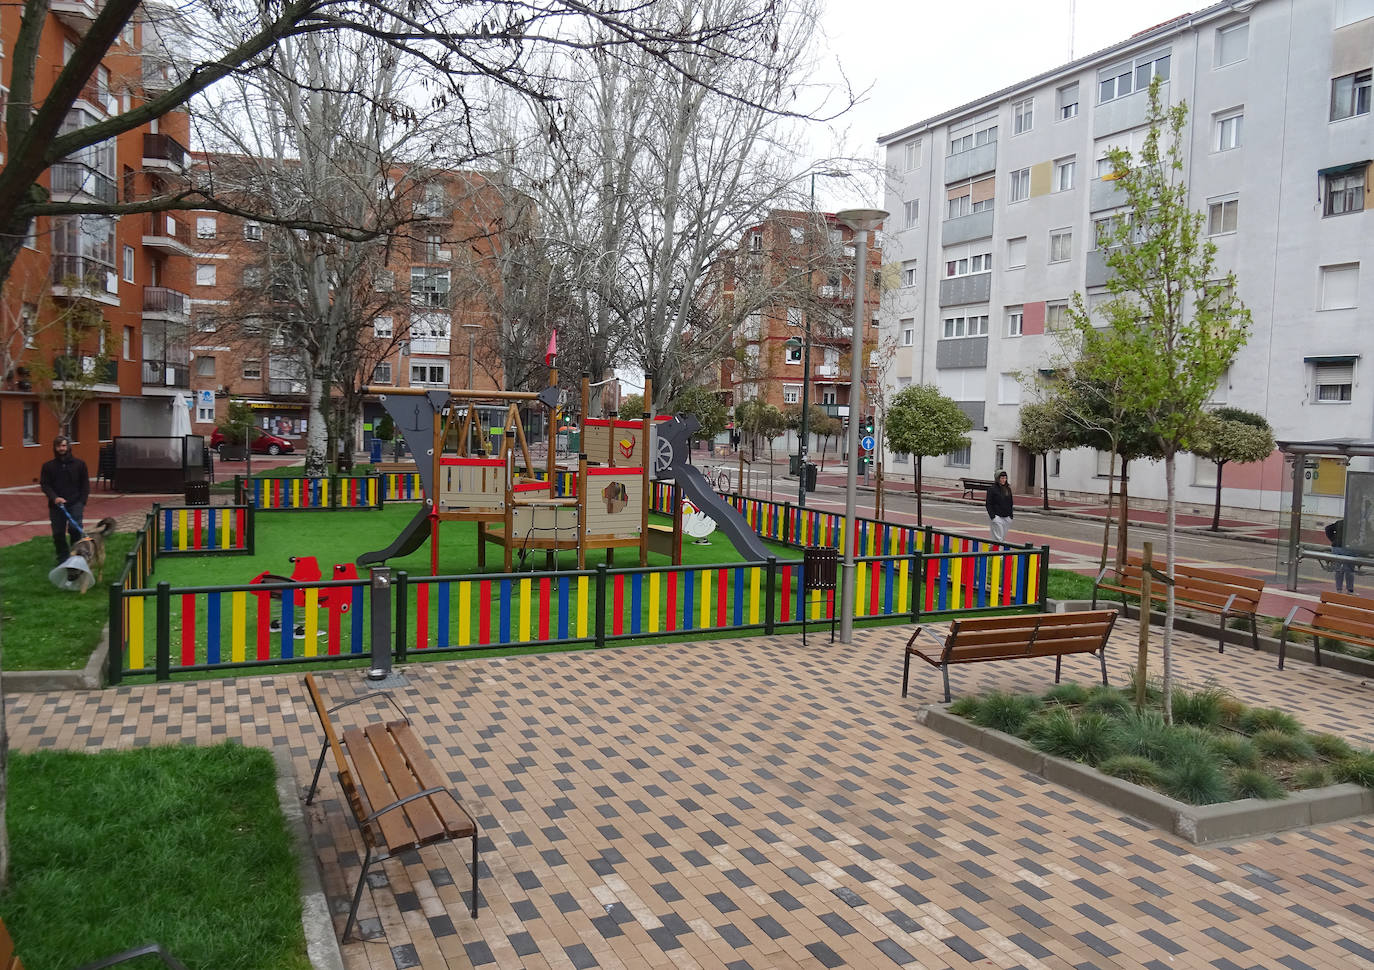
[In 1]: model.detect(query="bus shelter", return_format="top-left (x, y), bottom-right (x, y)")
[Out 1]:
top-left (1277, 438), bottom-right (1374, 591)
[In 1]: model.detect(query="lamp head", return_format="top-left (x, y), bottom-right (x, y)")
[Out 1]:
top-left (835, 209), bottom-right (888, 232)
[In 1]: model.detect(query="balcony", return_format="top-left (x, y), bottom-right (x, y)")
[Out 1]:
top-left (142, 213), bottom-right (194, 255)
top-left (268, 379), bottom-right (307, 396)
top-left (142, 286), bottom-right (190, 322)
top-left (142, 58), bottom-right (174, 95)
top-left (53, 64), bottom-right (114, 114)
top-left (54, 355), bottom-right (118, 386)
top-left (814, 363), bottom-right (839, 378)
top-left (50, 162), bottom-right (116, 204)
top-left (410, 336), bottom-right (451, 355)
top-left (50, 0), bottom-right (97, 31)
top-left (142, 132), bottom-right (190, 173)
top-left (941, 209), bottom-right (994, 246)
top-left (938, 272), bottom-right (992, 308)
top-left (817, 284), bottom-right (853, 301)
top-left (944, 141), bottom-right (997, 183)
top-left (142, 359), bottom-right (190, 388)
top-left (50, 255), bottom-right (120, 305)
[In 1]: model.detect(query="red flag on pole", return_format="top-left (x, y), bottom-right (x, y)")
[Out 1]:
top-left (545, 330), bottom-right (557, 365)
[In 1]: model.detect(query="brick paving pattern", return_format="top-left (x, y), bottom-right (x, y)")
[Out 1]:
top-left (10, 620), bottom-right (1374, 969)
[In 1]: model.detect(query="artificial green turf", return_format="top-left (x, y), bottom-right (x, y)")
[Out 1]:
top-left (0, 744), bottom-right (310, 970)
top-left (0, 531), bottom-right (137, 670)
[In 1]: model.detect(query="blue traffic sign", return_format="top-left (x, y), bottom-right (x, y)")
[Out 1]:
top-left (861, 435), bottom-right (875, 451)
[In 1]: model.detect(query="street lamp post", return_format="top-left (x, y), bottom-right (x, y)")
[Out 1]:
top-left (796, 169), bottom-right (849, 509)
top-left (834, 208), bottom-right (887, 644)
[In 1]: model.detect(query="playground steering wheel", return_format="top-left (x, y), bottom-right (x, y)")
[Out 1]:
top-left (654, 434), bottom-right (674, 476)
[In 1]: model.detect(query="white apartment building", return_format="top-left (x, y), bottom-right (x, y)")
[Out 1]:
top-left (876, 0), bottom-right (1374, 514)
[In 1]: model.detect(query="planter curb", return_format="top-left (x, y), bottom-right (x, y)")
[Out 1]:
top-left (273, 746), bottom-right (346, 970)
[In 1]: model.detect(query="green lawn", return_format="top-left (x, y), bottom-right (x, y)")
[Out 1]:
top-left (0, 744), bottom-right (309, 970)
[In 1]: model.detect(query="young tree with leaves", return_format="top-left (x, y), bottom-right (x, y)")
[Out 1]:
top-left (1017, 399), bottom-right (1076, 511)
top-left (1191, 407), bottom-right (1275, 531)
top-left (884, 384), bottom-right (972, 526)
top-left (1064, 78), bottom-right (1251, 721)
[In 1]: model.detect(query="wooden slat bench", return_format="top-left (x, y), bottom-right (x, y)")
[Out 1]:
top-left (1092, 556), bottom-right (1265, 653)
top-left (901, 609), bottom-right (1119, 702)
top-left (304, 674), bottom-right (479, 942)
top-left (1, 915), bottom-right (188, 970)
top-left (1280, 591), bottom-right (1374, 670)
top-left (959, 476), bottom-right (997, 499)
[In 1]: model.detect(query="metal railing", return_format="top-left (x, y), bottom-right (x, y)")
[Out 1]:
top-left (51, 161), bottom-right (117, 204)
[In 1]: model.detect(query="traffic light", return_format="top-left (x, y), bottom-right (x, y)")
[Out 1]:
top-left (863, 415), bottom-right (875, 436)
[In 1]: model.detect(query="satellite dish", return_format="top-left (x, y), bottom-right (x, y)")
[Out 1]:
top-left (681, 497), bottom-right (717, 541)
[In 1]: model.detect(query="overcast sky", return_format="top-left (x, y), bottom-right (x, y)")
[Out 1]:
top-left (807, 0), bottom-right (1196, 209)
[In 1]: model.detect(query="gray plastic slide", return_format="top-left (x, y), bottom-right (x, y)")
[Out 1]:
top-left (670, 462), bottom-right (772, 562)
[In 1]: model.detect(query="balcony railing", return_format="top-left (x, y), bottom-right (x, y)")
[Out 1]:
top-left (52, 64), bottom-right (112, 113)
top-left (142, 360), bottom-right (189, 388)
top-left (50, 255), bottom-right (119, 297)
top-left (143, 58), bottom-right (174, 94)
top-left (143, 213), bottom-right (191, 253)
top-left (268, 379), bottom-right (307, 395)
top-left (142, 132), bottom-right (190, 170)
top-left (55, 355), bottom-right (117, 385)
top-left (50, 161), bottom-right (117, 204)
top-left (817, 284), bottom-right (853, 300)
top-left (142, 286), bottom-right (190, 317)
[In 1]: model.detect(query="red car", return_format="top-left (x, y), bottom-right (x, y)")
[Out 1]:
top-left (209, 428), bottom-right (296, 456)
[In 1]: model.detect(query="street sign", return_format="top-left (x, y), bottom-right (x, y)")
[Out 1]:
top-left (861, 435), bottom-right (875, 452)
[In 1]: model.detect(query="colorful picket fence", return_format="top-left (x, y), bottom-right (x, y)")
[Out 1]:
top-left (157, 505), bottom-right (254, 556)
top-left (235, 474), bottom-right (383, 510)
top-left (379, 471), bottom-right (423, 501)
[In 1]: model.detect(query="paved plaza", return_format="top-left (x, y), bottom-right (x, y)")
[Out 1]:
top-left (10, 620), bottom-right (1374, 970)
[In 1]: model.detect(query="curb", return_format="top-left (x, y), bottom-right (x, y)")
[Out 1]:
top-left (917, 705), bottom-right (1374, 844)
top-left (273, 746), bottom-right (346, 970)
top-left (5, 624), bottom-right (108, 692)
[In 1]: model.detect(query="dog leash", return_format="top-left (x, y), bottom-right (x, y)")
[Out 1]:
top-left (58, 504), bottom-right (85, 537)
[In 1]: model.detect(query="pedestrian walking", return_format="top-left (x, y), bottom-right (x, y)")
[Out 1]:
top-left (40, 434), bottom-right (90, 564)
top-left (1325, 519), bottom-right (1356, 593)
top-left (985, 470), bottom-right (1014, 544)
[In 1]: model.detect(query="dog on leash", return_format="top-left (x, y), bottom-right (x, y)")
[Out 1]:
top-left (67, 517), bottom-right (117, 593)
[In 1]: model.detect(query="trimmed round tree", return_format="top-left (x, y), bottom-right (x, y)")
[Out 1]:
top-left (885, 384), bottom-right (973, 525)
top-left (1191, 408), bottom-right (1275, 531)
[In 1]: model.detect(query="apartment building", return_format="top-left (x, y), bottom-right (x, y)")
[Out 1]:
top-left (716, 209), bottom-right (883, 437)
top-left (0, 4), bottom-right (194, 487)
top-left (186, 166), bottom-right (511, 450)
top-left (877, 0), bottom-right (1374, 512)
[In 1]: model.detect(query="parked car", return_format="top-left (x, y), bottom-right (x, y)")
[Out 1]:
top-left (209, 428), bottom-right (296, 456)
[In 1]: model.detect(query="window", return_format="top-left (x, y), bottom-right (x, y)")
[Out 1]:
top-left (409, 267), bottom-right (450, 307)
top-left (1013, 98), bottom-right (1034, 135)
top-left (122, 325), bottom-right (132, 360)
top-left (1049, 229), bottom-right (1073, 263)
top-left (1054, 156), bottom-right (1076, 192)
top-left (195, 264), bottom-right (216, 286)
top-left (1098, 49), bottom-right (1170, 104)
top-left (374, 316), bottom-right (393, 338)
top-left (1006, 236), bottom-right (1026, 268)
top-left (1006, 306), bottom-right (1024, 337)
top-left (1320, 263), bottom-right (1360, 309)
top-left (942, 312), bottom-right (990, 338)
top-left (195, 216), bottom-right (216, 239)
top-left (786, 227), bottom-right (803, 246)
top-left (1332, 70), bottom-right (1373, 122)
top-left (947, 119), bottom-right (998, 155)
top-left (23, 402), bottom-right (37, 444)
top-left (243, 221), bottom-right (263, 241)
top-left (196, 398), bottom-right (215, 423)
top-left (1046, 301), bottom-right (1070, 330)
top-left (195, 356), bottom-right (215, 377)
top-left (1324, 168), bottom-right (1366, 216)
top-left (1057, 82), bottom-right (1079, 120)
top-left (122, 245), bottom-right (134, 282)
top-left (411, 361), bottom-right (448, 385)
top-left (1215, 109), bottom-right (1243, 151)
top-left (783, 385), bottom-right (800, 404)
top-left (1336, 0), bottom-right (1374, 27)
top-left (1314, 363), bottom-right (1354, 402)
top-left (1215, 21), bottom-right (1248, 67)
top-left (901, 324), bottom-right (914, 346)
top-left (1009, 167), bottom-right (1030, 203)
top-left (424, 234), bottom-right (444, 261)
top-left (785, 343), bottom-right (803, 364)
top-left (1207, 197), bottom-right (1238, 235)
top-left (945, 444), bottom-right (971, 467)
top-left (372, 362), bottom-right (392, 385)
top-left (749, 232), bottom-right (762, 253)
top-left (945, 253), bottom-right (992, 277)
top-left (1095, 450), bottom-right (1127, 478)
top-left (998, 373), bottom-right (1022, 404)
top-left (901, 260), bottom-right (919, 287)
top-left (903, 200), bottom-right (919, 227)
top-left (238, 359), bottom-right (260, 381)
top-left (903, 139), bottom-right (921, 171)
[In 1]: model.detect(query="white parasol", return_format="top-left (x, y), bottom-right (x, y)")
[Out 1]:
top-left (170, 392), bottom-right (192, 438)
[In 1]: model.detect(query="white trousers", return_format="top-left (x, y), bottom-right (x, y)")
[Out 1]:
top-left (989, 515), bottom-right (1012, 544)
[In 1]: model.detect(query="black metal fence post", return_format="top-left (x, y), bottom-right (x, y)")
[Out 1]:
top-left (394, 570), bottom-right (409, 665)
top-left (367, 567), bottom-right (392, 679)
top-left (764, 556), bottom-right (777, 635)
top-left (246, 505), bottom-right (256, 556)
top-left (1038, 544), bottom-right (1051, 611)
top-left (912, 551), bottom-right (923, 624)
top-left (155, 581), bottom-right (171, 681)
top-left (594, 564), bottom-right (608, 648)
top-left (107, 583), bottom-right (124, 686)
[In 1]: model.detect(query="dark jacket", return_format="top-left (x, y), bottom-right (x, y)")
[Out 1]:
top-left (1327, 520), bottom-right (1346, 546)
top-left (40, 451), bottom-right (89, 508)
top-left (985, 484), bottom-right (1014, 519)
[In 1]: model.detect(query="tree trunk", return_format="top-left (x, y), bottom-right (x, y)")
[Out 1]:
top-left (1041, 453), bottom-right (1050, 510)
top-left (1162, 452), bottom-right (1177, 724)
top-left (1099, 453), bottom-right (1117, 572)
top-left (915, 456), bottom-right (924, 525)
top-left (305, 375), bottom-right (327, 478)
top-left (1116, 461), bottom-right (1131, 571)
top-left (1210, 460), bottom-right (1226, 531)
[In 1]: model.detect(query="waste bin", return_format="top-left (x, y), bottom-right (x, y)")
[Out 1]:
top-left (803, 461), bottom-right (818, 492)
top-left (369, 438), bottom-right (383, 463)
top-left (789, 454), bottom-right (802, 476)
top-left (184, 480), bottom-right (210, 506)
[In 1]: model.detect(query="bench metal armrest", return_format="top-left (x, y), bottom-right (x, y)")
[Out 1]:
top-left (905, 625), bottom-right (944, 650)
top-left (328, 690), bottom-right (407, 722)
top-left (364, 784), bottom-right (455, 825)
top-left (1093, 564), bottom-right (1111, 585)
top-left (1281, 604), bottom-right (1311, 629)
top-left (1220, 592), bottom-right (1238, 617)
top-left (74, 943), bottom-right (190, 970)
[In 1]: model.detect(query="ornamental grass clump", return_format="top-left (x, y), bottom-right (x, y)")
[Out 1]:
top-left (1230, 768), bottom-right (1286, 801)
top-left (1238, 706), bottom-right (1303, 736)
top-left (1252, 729), bottom-right (1316, 762)
top-left (1082, 685), bottom-right (1132, 717)
top-left (947, 696), bottom-right (981, 719)
top-left (1333, 752), bottom-right (1374, 788)
top-left (970, 692), bottom-right (1040, 736)
top-left (1160, 752), bottom-right (1231, 805)
top-left (1309, 733), bottom-right (1355, 761)
top-left (1114, 710), bottom-right (1173, 761)
top-left (1099, 754), bottom-right (1164, 786)
top-left (1042, 683), bottom-right (1089, 705)
top-left (1172, 686), bottom-right (1230, 729)
top-left (1026, 709), bottom-right (1120, 765)
top-left (1212, 734), bottom-right (1261, 769)
top-left (1292, 765), bottom-right (1332, 790)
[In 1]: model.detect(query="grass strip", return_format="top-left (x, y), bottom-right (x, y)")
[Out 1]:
top-left (0, 744), bottom-right (309, 970)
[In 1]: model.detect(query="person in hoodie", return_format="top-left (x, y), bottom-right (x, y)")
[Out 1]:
top-left (40, 434), bottom-right (90, 563)
top-left (985, 469), bottom-right (1014, 544)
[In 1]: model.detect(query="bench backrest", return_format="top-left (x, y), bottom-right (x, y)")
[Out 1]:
top-left (1313, 591), bottom-right (1374, 639)
top-left (0, 917), bottom-right (21, 970)
top-left (1118, 557), bottom-right (1265, 611)
top-left (943, 609), bottom-right (1117, 664)
top-left (304, 674), bottom-right (354, 794)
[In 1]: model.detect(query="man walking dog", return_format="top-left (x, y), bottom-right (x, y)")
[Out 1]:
top-left (40, 434), bottom-right (89, 564)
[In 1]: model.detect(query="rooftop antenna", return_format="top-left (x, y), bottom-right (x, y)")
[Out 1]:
top-left (1068, 0), bottom-right (1077, 60)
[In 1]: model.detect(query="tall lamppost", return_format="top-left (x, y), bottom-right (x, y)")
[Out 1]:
top-left (834, 208), bottom-right (887, 644)
top-left (795, 169), bottom-right (849, 509)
